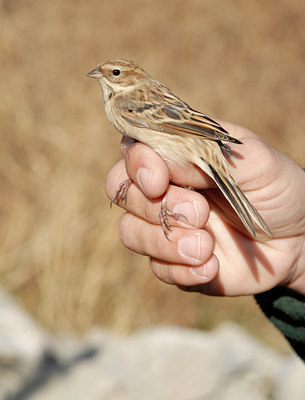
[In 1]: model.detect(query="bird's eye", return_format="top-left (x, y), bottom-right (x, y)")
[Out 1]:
top-left (112, 69), bottom-right (121, 76)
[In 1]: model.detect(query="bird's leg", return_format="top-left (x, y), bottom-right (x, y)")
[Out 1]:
top-left (112, 183), bottom-right (188, 240)
top-left (111, 179), bottom-right (132, 208)
top-left (181, 186), bottom-right (195, 191)
top-left (159, 196), bottom-right (187, 240)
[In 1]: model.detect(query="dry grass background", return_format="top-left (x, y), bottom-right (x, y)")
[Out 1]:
top-left (1, 0), bottom-right (304, 351)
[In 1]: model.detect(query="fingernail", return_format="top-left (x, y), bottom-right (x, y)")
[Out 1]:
top-left (173, 200), bottom-right (199, 227)
top-left (137, 168), bottom-right (152, 196)
top-left (190, 265), bottom-right (207, 277)
top-left (178, 234), bottom-right (203, 263)
top-left (190, 256), bottom-right (215, 278)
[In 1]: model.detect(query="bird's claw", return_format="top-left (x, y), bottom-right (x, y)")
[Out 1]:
top-left (159, 196), bottom-right (187, 240)
top-left (110, 179), bottom-right (132, 208)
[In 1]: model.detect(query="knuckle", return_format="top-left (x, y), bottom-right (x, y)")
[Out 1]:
top-left (119, 213), bottom-right (134, 248)
top-left (119, 213), bottom-right (153, 256)
top-left (167, 265), bottom-right (184, 285)
top-left (142, 197), bottom-right (153, 222)
top-left (152, 230), bottom-right (165, 256)
top-left (151, 259), bottom-right (185, 286)
top-left (150, 260), bottom-right (172, 284)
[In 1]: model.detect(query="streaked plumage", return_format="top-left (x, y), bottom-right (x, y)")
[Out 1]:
top-left (88, 59), bottom-right (272, 238)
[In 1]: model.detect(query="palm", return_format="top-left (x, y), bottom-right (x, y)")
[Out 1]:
top-left (191, 133), bottom-right (305, 296)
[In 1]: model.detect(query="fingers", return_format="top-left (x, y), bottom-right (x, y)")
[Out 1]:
top-left (150, 256), bottom-right (219, 287)
top-left (106, 159), bottom-right (210, 230)
top-left (119, 212), bottom-right (219, 285)
top-left (105, 156), bottom-right (219, 287)
top-left (122, 139), bottom-right (170, 198)
top-left (120, 213), bottom-right (213, 265)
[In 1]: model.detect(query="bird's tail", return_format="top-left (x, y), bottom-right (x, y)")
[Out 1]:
top-left (207, 164), bottom-right (272, 237)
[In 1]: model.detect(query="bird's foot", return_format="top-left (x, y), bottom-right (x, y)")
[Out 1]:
top-left (159, 195), bottom-right (187, 240)
top-left (111, 179), bottom-right (132, 208)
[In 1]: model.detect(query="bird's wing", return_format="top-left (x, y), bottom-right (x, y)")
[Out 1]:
top-left (117, 98), bottom-right (242, 144)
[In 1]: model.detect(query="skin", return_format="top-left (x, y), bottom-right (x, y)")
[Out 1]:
top-left (105, 121), bottom-right (305, 296)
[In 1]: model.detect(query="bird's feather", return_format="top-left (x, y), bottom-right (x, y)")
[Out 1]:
top-left (118, 97), bottom-right (242, 144)
top-left (207, 163), bottom-right (272, 236)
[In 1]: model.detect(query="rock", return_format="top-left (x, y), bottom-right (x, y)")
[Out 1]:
top-left (274, 354), bottom-right (305, 400)
top-left (27, 324), bottom-right (305, 400)
top-left (96, 324), bottom-right (284, 400)
top-left (0, 287), bottom-right (49, 399)
top-left (1, 288), bottom-right (304, 400)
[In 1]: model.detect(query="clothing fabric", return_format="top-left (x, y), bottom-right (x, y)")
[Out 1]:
top-left (255, 287), bottom-right (305, 361)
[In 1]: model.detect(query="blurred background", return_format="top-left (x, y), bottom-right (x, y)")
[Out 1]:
top-left (0, 0), bottom-right (304, 353)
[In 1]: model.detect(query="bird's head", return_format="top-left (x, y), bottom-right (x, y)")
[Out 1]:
top-left (87, 59), bottom-right (150, 99)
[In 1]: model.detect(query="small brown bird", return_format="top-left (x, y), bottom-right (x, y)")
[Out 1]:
top-left (87, 59), bottom-right (271, 238)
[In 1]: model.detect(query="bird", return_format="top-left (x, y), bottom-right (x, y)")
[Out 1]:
top-left (87, 59), bottom-right (272, 238)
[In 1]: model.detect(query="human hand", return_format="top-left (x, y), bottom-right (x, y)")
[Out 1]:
top-left (105, 121), bottom-right (305, 296)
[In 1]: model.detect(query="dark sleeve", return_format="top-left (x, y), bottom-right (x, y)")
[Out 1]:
top-left (255, 287), bottom-right (305, 361)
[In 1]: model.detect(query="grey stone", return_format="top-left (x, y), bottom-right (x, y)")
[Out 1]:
top-left (0, 287), bottom-right (49, 399)
top-left (274, 354), bottom-right (305, 400)
top-left (97, 324), bottom-right (285, 400)
top-left (0, 288), bottom-right (49, 366)
top-left (1, 289), bottom-right (304, 400)
top-left (27, 323), bottom-right (305, 400)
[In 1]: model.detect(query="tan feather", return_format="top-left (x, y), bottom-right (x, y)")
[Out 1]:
top-left (206, 164), bottom-right (272, 237)
top-left (118, 97), bottom-right (242, 143)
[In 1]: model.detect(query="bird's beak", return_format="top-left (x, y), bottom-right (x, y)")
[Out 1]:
top-left (87, 67), bottom-right (102, 79)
